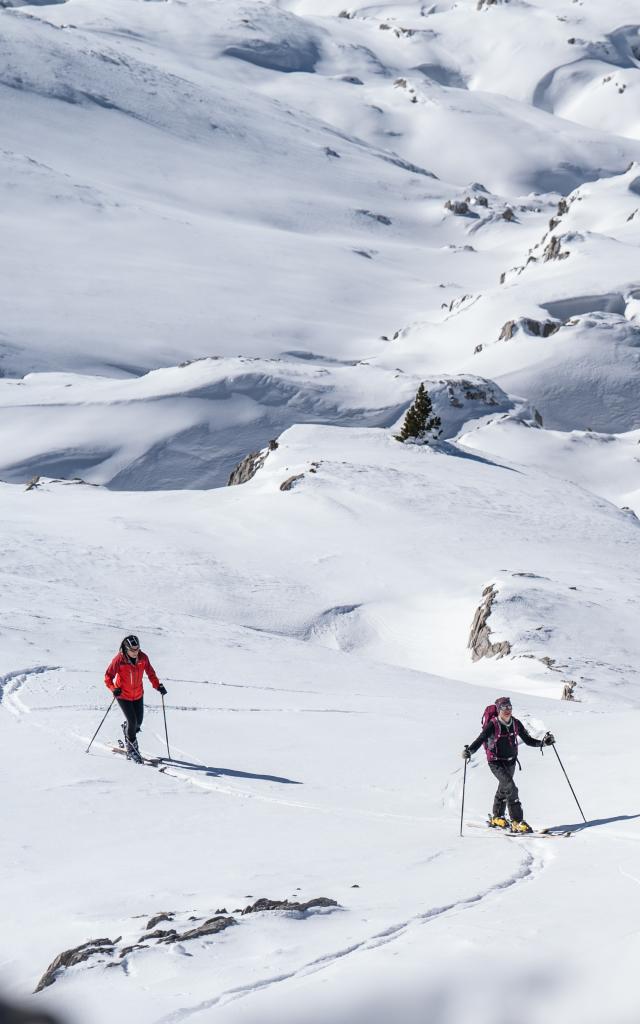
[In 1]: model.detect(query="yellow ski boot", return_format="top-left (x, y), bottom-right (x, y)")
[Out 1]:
top-left (510, 820), bottom-right (533, 834)
top-left (488, 816), bottom-right (509, 830)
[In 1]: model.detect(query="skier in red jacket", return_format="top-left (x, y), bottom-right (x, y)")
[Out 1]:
top-left (104, 634), bottom-right (166, 760)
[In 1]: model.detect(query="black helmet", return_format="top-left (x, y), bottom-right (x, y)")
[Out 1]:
top-left (122, 634), bottom-right (140, 653)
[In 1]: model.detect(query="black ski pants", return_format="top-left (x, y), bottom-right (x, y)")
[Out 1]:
top-left (117, 697), bottom-right (144, 745)
top-left (489, 761), bottom-right (523, 822)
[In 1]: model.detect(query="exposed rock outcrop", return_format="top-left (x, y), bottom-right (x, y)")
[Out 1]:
top-left (356, 209), bottom-right (392, 225)
top-left (393, 78), bottom-right (418, 102)
top-left (119, 943), bottom-right (149, 958)
top-left (548, 196), bottom-right (570, 231)
top-left (498, 317), bottom-right (561, 341)
top-left (145, 912), bottom-right (174, 931)
top-left (35, 938), bottom-right (117, 992)
top-left (444, 198), bottom-right (471, 216)
top-left (562, 680), bottom-right (577, 701)
top-left (468, 585), bottom-right (511, 662)
top-left (445, 379), bottom-right (499, 406)
top-left (379, 22), bottom-right (415, 38)
top-left (156, 916), bottom-right (235, 944)
top-left (542, 234), bottom-right (570, 262)
top-left (499, 197), bottom-right (576, 283)
top-left (227, 439), bottom-right (278, 486)
top-left (35, 896), bottom-right (339, 991)
top-left (241, 897), bottom-right (338, 915)
top-left (280, 473), bottom-right (304, 491)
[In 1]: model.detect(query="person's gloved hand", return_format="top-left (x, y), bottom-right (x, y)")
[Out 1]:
top-left (461, 745), bottom-right (471, 760)
top-left (158, 684), bottom-right (167, 696)
top-left (113, 687), bottom-right (122, 697)
top-left (543, 732), bottom-right (555, 746)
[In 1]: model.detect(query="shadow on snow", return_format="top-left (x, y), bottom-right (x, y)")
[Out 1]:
top-left (161, 757), bottom-right (301, 786)
top-left (547, 814), bottom-right (640, 834)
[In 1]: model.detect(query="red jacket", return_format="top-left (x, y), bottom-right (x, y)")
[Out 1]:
top-left (104, 651), bottom-right (160, 701)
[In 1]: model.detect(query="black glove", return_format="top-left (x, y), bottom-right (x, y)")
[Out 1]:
top-left (461, 745), bottom-right (471, 760)
top-left (158, 684), bottom-right (167, 696)
top-left (113, 687), bottom-right (122, 697)
top-left (542, 732), bottom-right (555, 746)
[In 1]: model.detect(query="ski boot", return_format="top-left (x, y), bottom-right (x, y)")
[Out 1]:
top-left (510, 820), bottom-right (533, 834)
top-left (122, 723), bottom-right (143, 764)
top-left (488, 816), bottom-right (510, 830)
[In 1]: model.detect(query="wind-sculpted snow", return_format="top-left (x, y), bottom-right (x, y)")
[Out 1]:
top-left (0, 363), bottom-right (522, 488)
top-left (495, 314), bottom-right (640, 434)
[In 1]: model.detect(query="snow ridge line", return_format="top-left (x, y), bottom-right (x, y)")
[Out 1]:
top-left (0, 665), bottom-right (60, 716)
top-left (154, 849), bottom-right (540, 1023)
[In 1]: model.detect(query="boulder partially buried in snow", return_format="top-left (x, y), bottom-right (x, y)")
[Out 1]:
top-left (498, 318), bottom-right (561, 341)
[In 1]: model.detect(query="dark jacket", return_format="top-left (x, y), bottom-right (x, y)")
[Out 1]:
top-left (468, 716), bottom-right (542, 763)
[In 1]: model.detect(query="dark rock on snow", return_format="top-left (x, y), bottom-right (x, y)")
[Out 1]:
top-left (35, 938), bottom-right (117, 992)
top-left (241, 897), bottom-right (338, 915)
top-left (227, 439), bottom-right (278, 486)
top-left (498, 317), bottom-right (560, 341)
top-left (280, 473), bottom-right (304, 491)
top-left (145, 912), bottom-right (175, 931)
top-left (468, 585), bottom-right (511, 662)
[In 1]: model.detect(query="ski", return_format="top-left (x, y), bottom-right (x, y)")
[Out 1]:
top-left (466, 822), bottom-right (573, 838)
top-left (536, 827), bottom-right (574, 838)
top-left (112, 741), bottom-right (164, 769)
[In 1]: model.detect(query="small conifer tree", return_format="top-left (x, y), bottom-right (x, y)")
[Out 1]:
top-left (395, 383), bottom-right (442, 444)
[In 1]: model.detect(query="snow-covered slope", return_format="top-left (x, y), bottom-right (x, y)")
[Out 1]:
top-left (3, 1), bottom-right (640, 1022)
top-left (2, 429), bottom-right (640, 1024)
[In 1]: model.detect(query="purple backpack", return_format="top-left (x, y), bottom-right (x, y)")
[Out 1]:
top-left (481, 703), bottom-right (519, 762)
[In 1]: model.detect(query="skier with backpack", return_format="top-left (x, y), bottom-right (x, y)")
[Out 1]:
top-left (462, 697), bottom-right (554, 833)
top-left (104, 634), bottom-right (166, 763)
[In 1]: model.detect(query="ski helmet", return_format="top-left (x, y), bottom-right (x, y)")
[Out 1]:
top-left (122, 634), bottom-right (140, 651)
top-left (495, 696), bottom-right (512, 712)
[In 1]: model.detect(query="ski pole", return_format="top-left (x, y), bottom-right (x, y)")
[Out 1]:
top-left (161, 694), bottom-right (171, 761)
top-left (86, 696), bottom-right (116, 753)
top-left (551, 743), bottom-right (586, 823)
top-left (460, 757), bottom-right (467, 837)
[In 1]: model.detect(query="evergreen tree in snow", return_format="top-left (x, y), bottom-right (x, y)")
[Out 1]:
top-left (395, 383), bottom-right (442, 444)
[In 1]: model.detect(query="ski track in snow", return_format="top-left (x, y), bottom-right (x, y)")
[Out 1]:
top-left (96, 734), bottom-right (433, 823)
top-left (154, 847), bottom-right (542, 1023)
top-left (0, 665), bottom-right (60, 716)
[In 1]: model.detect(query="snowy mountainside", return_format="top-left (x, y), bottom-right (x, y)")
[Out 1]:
top-left (9, 424), bottom-right (639, 700)
top-left (2, 427), bottom-right (640, 1024)
top-left (3, 1), bottom-right (640, 1023)
top-left (3, 0), bottom-right (640, 496)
